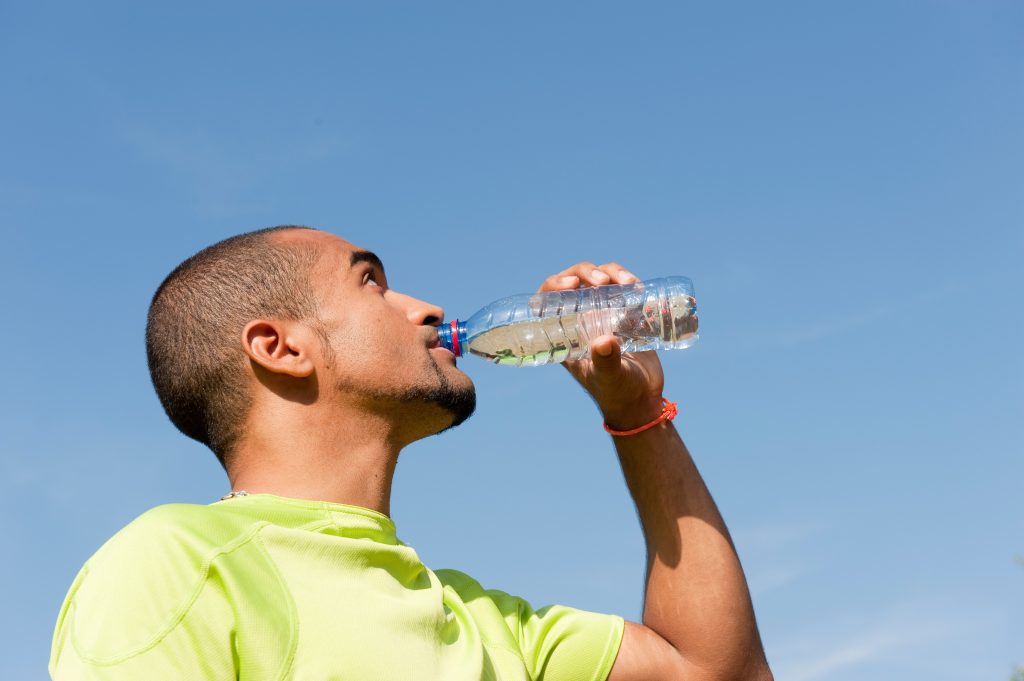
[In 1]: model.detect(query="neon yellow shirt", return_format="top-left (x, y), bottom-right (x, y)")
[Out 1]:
top-left (50, 493), bottom-right (624, 680)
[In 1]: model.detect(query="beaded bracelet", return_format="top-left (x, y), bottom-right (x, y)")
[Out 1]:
top-left (603, 398), bottom-right (678, 436)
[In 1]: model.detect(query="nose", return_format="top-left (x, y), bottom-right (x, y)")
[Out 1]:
top-left (389, 290), bottom-right (445, 327)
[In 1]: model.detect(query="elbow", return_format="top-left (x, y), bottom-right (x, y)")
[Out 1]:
top-left (734, 638), bottom-right (773, 681)
top-left (735, 659), bottom-right (773, 681)
top-left (709, 656), bottom-right (772, 681)
top-left (685, 639), bottom-right (773, 681)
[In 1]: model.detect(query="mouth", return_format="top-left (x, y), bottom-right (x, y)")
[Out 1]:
top-left (426, 332), bottom-right (456, 362)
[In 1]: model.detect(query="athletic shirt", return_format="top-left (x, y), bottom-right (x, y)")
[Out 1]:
top-left (49, 493), bottom-right (624, 680)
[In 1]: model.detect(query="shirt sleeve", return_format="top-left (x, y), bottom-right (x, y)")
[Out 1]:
top-left (485, 588), bottom-right (625, 681)
top-left (435, 568), bottom-right (625, 681)
top-left (49, 571), bottom-right (237, 681)
top-left (48, 506), bottom-right (242, 681)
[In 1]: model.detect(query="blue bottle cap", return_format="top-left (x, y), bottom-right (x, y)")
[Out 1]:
top-left (436, 320), bottom-right (467, 357)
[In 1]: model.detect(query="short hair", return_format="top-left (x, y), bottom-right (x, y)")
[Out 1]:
top-left (146, 225), bottom-right (322, 470)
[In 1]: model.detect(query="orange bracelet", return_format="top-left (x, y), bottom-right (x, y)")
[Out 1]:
top-left (603, 398), bottom-right (678, 436)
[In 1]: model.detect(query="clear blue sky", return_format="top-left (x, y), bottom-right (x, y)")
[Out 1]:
top-left (2, 2), bottom-right (1021, 678)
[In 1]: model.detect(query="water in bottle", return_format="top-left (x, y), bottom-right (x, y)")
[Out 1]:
top-left (436, 276), bottom-right (698, 367)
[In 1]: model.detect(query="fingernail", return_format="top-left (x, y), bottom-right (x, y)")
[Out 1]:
top-left (620, 270), bottom-right (638, 283)
top-left (591, 269), bottom-right (610, 282)
top-left (596, 343), bottom-right (614, 357)
top-left (560, 275), bottom-right (578, 285)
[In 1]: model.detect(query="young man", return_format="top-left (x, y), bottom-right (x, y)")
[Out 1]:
top-left (50, 226), bottom-right (772, 680)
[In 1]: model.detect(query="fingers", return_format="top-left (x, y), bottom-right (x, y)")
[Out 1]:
top-left (537, 261), bottom-right (641, 292)
top-left (561, 333), bottom-right (621, 379)
top-left (538, 273), bottom-right (581, 293)
top-left (589, 334), bottom-right (622, 370)
top-left (593, 262), bottom-right (640, 285)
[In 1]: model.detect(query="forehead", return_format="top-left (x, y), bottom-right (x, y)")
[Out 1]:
top-left (272, 229), bottom-right (366, 270)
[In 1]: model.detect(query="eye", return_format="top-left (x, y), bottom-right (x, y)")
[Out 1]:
top-left (363, 270), bottom-right (382, 287)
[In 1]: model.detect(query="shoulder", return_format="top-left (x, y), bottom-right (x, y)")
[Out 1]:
top-left (104, 501), bottom-right (261, 553)
top-left (432, 567), bottom-right (481, 591)
top-left (82, 502), bottom-right (261, 588)
top-left (54, 502), bottom-right (262, 664)
top-left (432, 568), bottom-right (527, 621)
top-left (434, 565), bottom-right (509, 602)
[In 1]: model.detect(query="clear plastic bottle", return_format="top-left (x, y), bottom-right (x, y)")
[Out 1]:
top-left (436, 276), bottom-right (698, 367)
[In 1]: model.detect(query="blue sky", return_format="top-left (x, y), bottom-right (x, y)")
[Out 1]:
top-left (2, 1), bottom-right (1021, 678)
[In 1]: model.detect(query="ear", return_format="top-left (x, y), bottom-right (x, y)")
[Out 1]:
top-left (241, 319), bottom-right (316, 378)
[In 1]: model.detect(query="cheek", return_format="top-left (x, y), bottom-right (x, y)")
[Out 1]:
top-left (326, 316), bottom-right (427, 383)
top-left (330, 306), bottom-right (392, 349)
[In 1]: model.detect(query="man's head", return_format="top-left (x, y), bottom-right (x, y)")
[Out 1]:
top-left (146, 226), bottom-right (475, 471)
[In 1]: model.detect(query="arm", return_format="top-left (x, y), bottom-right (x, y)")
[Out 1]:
top-left (537, 263), bottom-right (772, 681)
top-left (606, 418), bottom-right (771, 681)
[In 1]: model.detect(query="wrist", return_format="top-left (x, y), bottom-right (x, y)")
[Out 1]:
top-left (600, 394), bottom-right (666, 432)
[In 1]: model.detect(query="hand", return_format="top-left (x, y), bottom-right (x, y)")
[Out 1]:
top-left (537, 262), bottom-right (666, 431)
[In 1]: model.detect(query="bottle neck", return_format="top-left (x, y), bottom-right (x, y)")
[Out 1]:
top-left (436, 320), bottom-right (467, 357)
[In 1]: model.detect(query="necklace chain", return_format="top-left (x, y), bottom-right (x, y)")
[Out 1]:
top-left (220, 490), bottom-right (249, 501)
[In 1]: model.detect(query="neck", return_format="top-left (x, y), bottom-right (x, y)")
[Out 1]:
top-left (226, 402), bottom-right (406, 518)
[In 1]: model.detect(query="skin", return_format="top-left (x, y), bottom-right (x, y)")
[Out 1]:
top-left (541, 264), bottom-right (772, 681)
top-left (230, 229), bottom-right (472, 515)
top-left (228, 229), bottom-right (772, 680)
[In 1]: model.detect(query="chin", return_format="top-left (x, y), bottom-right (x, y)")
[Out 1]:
top-left (432, 377), bottom-right (477, 431)
top-left (396, 362), bottom-right (477, 441)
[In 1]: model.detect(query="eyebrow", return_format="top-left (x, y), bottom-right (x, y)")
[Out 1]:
top-left (349, 250), bottom-right (386, 276)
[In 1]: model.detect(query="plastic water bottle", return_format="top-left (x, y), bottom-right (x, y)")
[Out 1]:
top-left (436, 276), bottom-right (698, 367)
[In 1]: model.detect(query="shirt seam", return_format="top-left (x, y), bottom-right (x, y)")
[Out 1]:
top-left (49, 562), bottom-right (90, 674)
top-left (215, 494), bottom-right (396, 528)
top-left (592, 614), bottom-right (626, 681)
top-left (70, 521), bottom-right (271, 666)
top-left (250, 528), bottom-right (300, 681)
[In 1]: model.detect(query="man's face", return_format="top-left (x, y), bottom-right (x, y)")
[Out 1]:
top-left (281, 230), bottom-right (475, 438)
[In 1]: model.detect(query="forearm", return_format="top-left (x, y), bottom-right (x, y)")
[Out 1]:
top-left (612, 418), bottom-right (768, 678)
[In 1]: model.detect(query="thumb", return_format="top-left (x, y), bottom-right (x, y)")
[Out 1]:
top-left (590, 334), bottom-right (621, 373)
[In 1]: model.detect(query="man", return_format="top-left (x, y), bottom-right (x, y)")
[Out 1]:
top-left (49, 225), bottom-right (772, 680)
